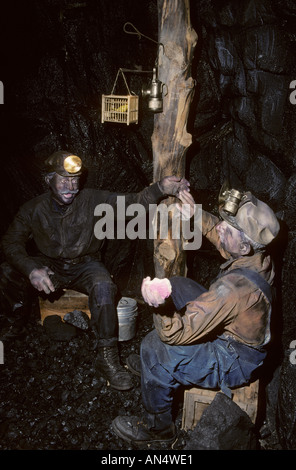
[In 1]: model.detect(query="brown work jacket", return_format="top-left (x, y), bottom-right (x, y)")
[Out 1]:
top-left (153, 210), bottom-right (275, 347)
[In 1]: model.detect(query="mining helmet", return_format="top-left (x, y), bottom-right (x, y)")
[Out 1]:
top-left (219, 181), bottom-right (280, 246)
top-left (45, 151), bottom-right (83, 177)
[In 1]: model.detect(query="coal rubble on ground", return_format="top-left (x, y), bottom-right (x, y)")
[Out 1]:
top-left (0, 305), bottom-right (280, 450)
top-left (0, 305), bottom-right (187, 450)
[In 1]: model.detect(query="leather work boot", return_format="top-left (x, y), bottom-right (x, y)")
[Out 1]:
top-left (112, 415), bottom-right (176, 447)
top-left (95, 346), bottom-right (133, 391)
top-left (125, 353), bottom-right (141, 377)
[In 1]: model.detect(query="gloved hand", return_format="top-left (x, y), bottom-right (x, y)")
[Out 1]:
top-left (29, 267), bottom-right (55, 294)
top-left (158, 176), bottom-right (190, 197)
top-left (141, 276), bottom-right (172, 308)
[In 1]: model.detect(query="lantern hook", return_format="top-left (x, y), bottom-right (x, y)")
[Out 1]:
top-left (123, 22), bottom-right (164, 54)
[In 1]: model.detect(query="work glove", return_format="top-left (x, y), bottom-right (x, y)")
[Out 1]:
top-left (29, 267), bottom-right (55, 294)
top-left (141, 276), bottom-right (172, 308)
top-left (158, 176), bottom-right (190, 197)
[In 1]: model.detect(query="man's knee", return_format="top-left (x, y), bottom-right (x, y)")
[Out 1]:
top-left (141, 330), bottom-right (158, 351)
top-left (0, 262), bottom-right (32, 309)
top-left (89, 279), bottom-right (117, 305)
top-left (169, 276), bottom-right (207, 310)
top-left (141, 330), bottom-right (167, 368)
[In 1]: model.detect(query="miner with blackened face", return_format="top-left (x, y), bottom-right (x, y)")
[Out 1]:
top-left (0, 150), bottom-right (190, 392)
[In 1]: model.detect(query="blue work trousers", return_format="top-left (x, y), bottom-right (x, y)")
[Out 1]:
top-left (140, 276), bottom-right (267, 429)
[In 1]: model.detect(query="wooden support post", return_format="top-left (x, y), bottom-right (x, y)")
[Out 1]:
top-left (152, 0), bottom-right (198, 278)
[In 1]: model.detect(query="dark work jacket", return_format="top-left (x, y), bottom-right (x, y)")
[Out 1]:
top-left (2, 183), bottom-right (163, 278)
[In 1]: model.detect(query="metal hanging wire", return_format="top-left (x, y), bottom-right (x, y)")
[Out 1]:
top-left (103, 22), bottom-right (165, 125)
top-left (123, 22), bottom-right (162, 46)
top-left (123, 22), bottom-right (164, 62)
top-left (109, 22), bottom-right (165, 95)
top-left (110, 68), bottom-right (153, 95)
top-left (111, 68), bottom-right (131, 95)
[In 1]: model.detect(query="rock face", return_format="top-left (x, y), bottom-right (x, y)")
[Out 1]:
top-left (0, 0), bottom-right (296, 450)
top-left (188, 0), bottom-right (296, 451)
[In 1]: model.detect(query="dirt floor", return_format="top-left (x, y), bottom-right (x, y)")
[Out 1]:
top-left (0, 302), bottom-right (188, 452)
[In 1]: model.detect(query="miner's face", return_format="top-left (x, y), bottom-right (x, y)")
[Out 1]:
top-left (46, 173), bottom-right (80, 205)
top-left (215, 220), bottom-right (250, 258)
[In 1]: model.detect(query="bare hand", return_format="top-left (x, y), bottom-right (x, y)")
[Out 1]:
top-left (158, 176), bottom-right (190, 197)
top-left (176, 189), bottom-right (196, 219)
top-left (29, 267), bottom-right (55, 294)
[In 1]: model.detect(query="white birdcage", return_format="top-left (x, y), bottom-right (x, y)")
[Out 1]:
top-left (101, 69), bottom-right (139, 125)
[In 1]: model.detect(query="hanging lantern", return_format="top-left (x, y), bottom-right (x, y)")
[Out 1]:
top-left (142, 68), bottom-right (166, 113)
top-left (101, 69), bottom-right (139, 125)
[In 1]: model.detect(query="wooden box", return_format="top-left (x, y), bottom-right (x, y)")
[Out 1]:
top-left (39, 289), bottom-right (91, 324)
top-left (181, 380), bottom-right (259, 431)
top-left (101, 94), bottom-right (139, 125)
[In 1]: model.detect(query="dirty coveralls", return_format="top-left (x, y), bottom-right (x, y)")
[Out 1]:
top-left (140, 210), bottom-right (275, 430)
top-left (0, 183), bottom-right (163, 346)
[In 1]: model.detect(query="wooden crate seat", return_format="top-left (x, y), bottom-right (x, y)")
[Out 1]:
top-left (181, 379), bottom-right (259, 431)
top-left (39, 289), bottom-right (91, 324)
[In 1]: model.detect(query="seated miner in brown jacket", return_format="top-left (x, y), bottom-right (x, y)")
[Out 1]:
top-left (112, 186), bottom-right (280, 446)
top-left (0, 150), bottom-right (190, 392)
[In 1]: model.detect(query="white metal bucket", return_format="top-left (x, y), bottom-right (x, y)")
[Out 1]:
top-left (117, 297), bottom-right (138, 342)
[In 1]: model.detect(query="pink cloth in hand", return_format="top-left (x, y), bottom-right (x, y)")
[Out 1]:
top-left (141, 277), bottom-right (172, 308)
